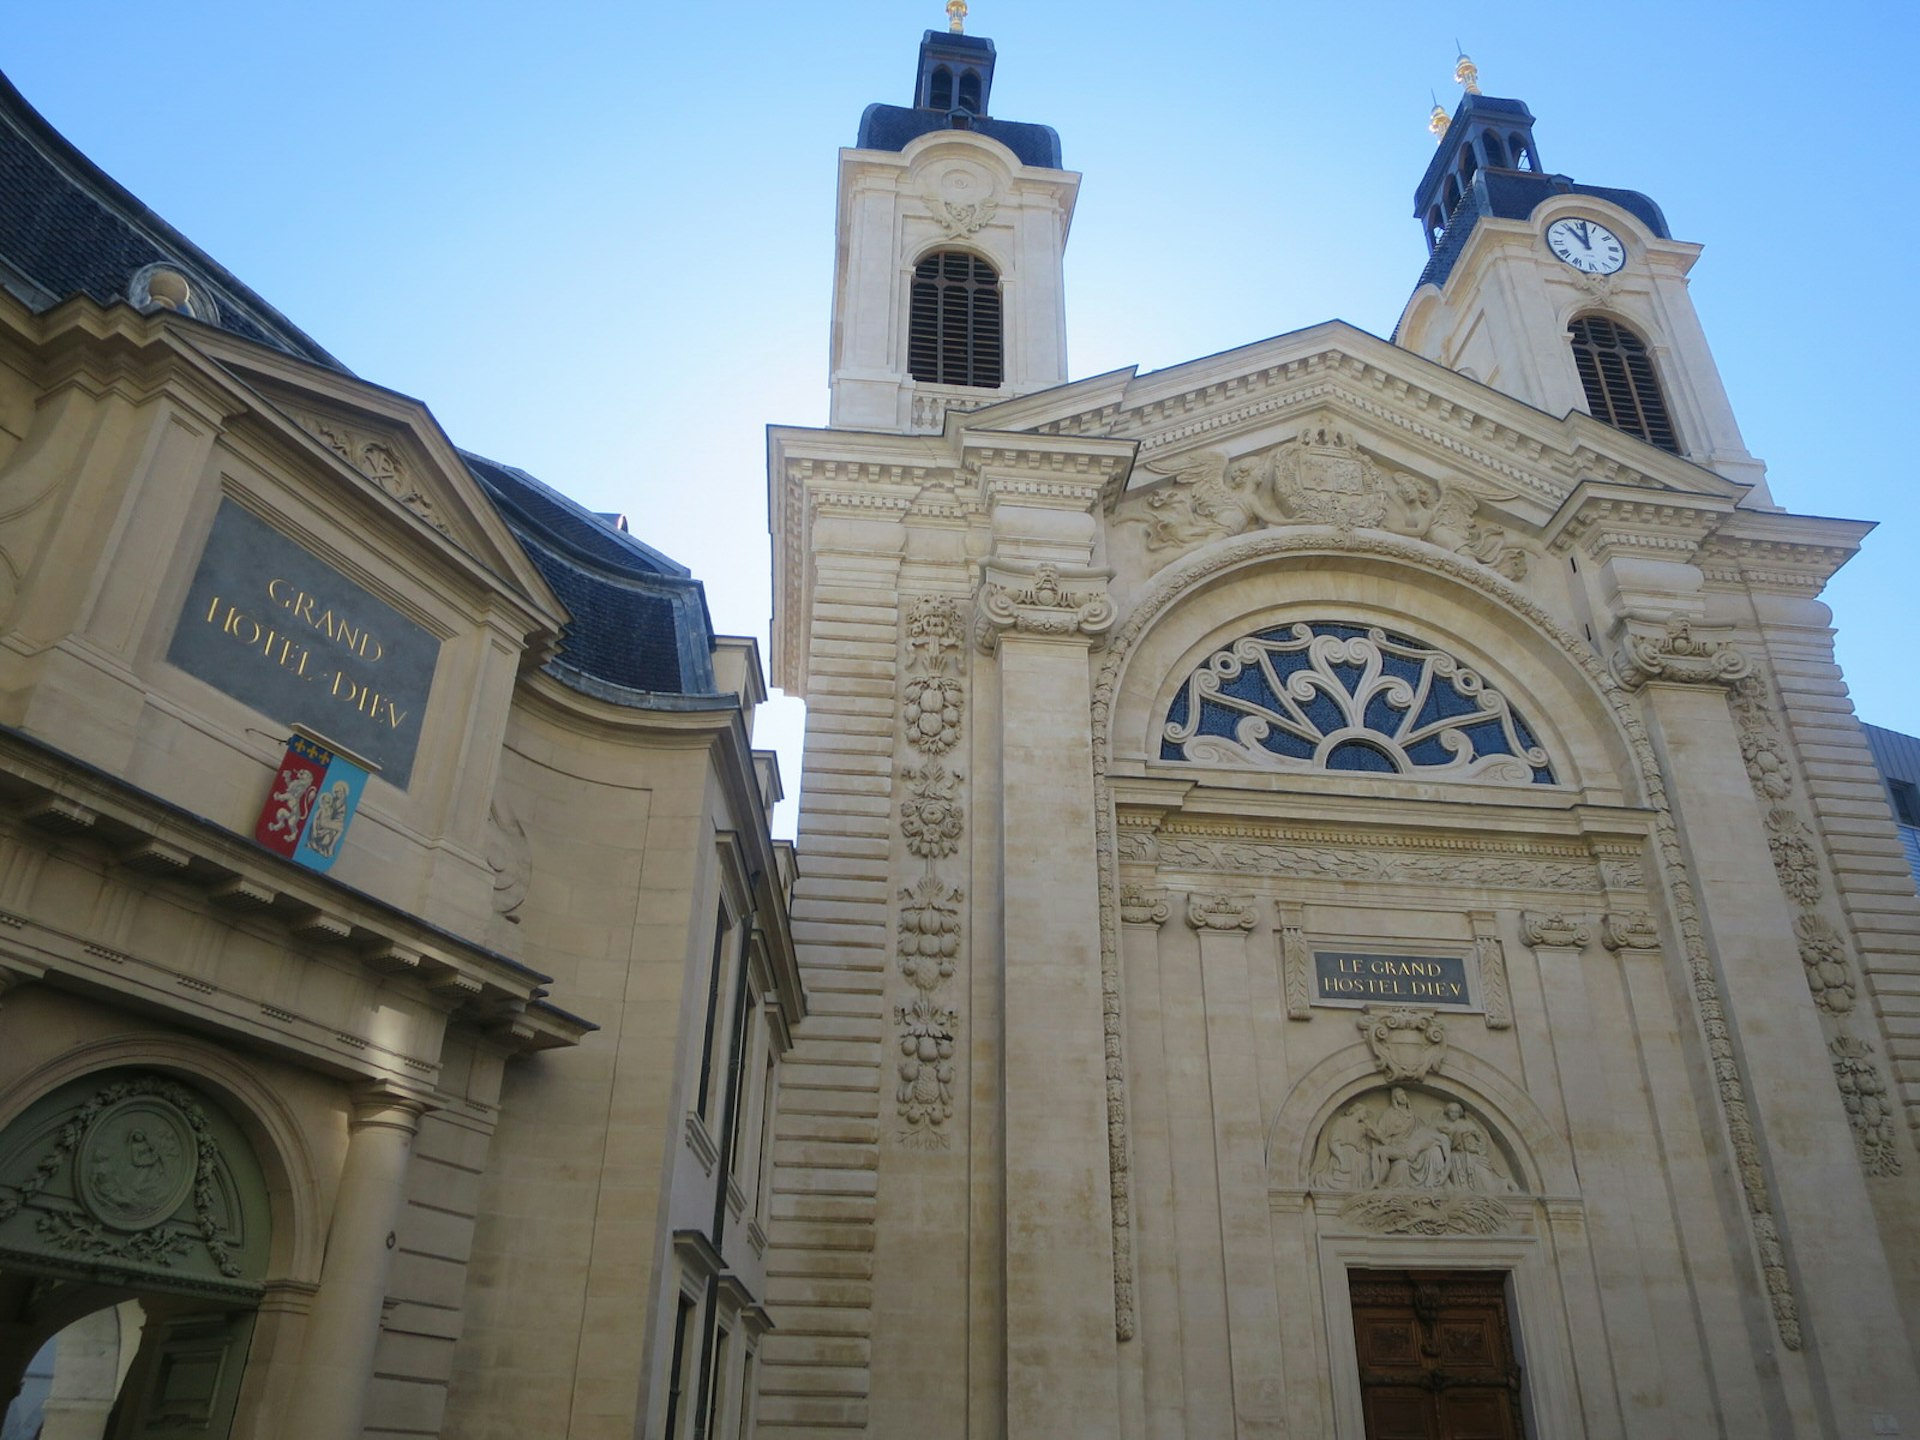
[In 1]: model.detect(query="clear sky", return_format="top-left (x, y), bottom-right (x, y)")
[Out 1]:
top-left (8, 1), bottom-right (1916, 835)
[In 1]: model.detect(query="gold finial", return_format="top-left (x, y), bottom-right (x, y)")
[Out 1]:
top-left (1429, 92), bottom-right (1450, 143)
top-left (1454, 45), bottom-right (1481, 95)
top-left (947, 0), bottom-right (967, 33)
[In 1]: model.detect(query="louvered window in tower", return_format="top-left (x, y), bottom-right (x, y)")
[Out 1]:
top-left (1567, 315), bottom-right (1679, 453)
top-left (909, 251), bottom-right (1003, 389)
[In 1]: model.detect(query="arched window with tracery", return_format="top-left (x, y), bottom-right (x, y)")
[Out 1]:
top-left (908, 250), bottom-right (1003, 389)
top-left (1160, 623), bottom-right (1555, 785)
top-left (1567, 314), bottom-right (1679, 453)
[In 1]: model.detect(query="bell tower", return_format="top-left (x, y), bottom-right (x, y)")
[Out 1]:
top-left (828, 9), bottom-right (1079, 432)
top-left (1396, 56), bottom-right (1770, 496)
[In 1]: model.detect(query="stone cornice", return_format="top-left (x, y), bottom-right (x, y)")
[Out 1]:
top-left (1540, 483), bottom-right (1735, 561)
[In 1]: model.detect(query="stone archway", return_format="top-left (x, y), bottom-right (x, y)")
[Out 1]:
top-left (0, 1071), bottom-right (272, 1438)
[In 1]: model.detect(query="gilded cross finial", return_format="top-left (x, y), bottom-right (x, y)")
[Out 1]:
top-left (1454, 45), bottom-right (1482, 94)
top-left (947, 0), bottom-right (967, 33)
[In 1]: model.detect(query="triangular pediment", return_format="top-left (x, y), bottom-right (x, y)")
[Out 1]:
top-left (947, 320), bottom-right (1750, 516)
top-left (185, 330), bottom-right (565, 630)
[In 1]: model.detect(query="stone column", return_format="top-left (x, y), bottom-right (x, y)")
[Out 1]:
top-left (1620, 623), bottom-right (1920, 1431)
top-left (1185, 895), bottom-right (1287, 1438)
top-left (282, 1083), bottom-right (426, 1440)
top-left (978, 561), bottom-right (1121, 1440)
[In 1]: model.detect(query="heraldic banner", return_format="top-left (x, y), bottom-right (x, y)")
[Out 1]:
top-left (254, 733), bottom-right (372, 873)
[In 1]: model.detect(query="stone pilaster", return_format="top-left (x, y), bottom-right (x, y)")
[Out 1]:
top-left (282, 1083), bottom-right (427, 1440)
top-left (1184, 895), bottom-right (1286, 1438)
top-left (1625, 633), bottom-right (1920, 1429)
top-left (978, 559), bottom-right (1121, 1440)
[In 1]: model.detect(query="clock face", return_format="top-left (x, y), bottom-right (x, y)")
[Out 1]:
top-left (1546, 218), bottom-right (1626, 275)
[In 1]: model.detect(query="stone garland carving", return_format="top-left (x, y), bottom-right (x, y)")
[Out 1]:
top-left (1831, 1038), bottom-right (1901, 1177)
top-left (0, 1075), bottom-right (242, 1278)
top-left (294, 414), bottom-right (451, 535)
top-left (1120, 425), bottom-right (1531, 579)
top-left (974, 563), bottom-right (1116, 652)
top-left (1728, 674), bottom-right (1901, 1178)
top-left (1310, 1086), bottom-right (1518, 1236)
top-left (893, 598), bottom-right (970, 1150)
top-left (1279, 906), bottom-right (1312, 1021)
top-left (898, 763), bottom-right (965, 860)
top-left (1468, 914), bottom-right (1513, 1030)
top-left (1357, 1008), bottom-right (1448, 1082)
top-left (1089, 526), bottom-right (1802, 1349)
top-left (902, 676), bottom-right (965, 755)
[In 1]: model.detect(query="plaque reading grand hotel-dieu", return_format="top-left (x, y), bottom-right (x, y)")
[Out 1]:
top-left (1312, 950), bottom-right (1475, 1009)
top-left (167, 500), bottom-right (440, 787)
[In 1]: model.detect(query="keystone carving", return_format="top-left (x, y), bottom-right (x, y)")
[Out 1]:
top-left (1612, 614), bottom-right (1753, 690)
top-left (1356, 1007), bottom-right (1449, 1082)
top-left (1520, 911), bottom-right (1590, 949)
top-left (975, 564), bottom-right (1115, 651)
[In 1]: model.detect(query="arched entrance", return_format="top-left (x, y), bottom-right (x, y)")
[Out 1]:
top-left (0, 1072), bottom-right (271, 1438)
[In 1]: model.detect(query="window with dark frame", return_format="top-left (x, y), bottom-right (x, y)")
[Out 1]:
top-left (664, 1293), bottom-right (699, 1439)
top-left (1567, 314), bottom-right (1680, 453)
top-left (908, 251), bottom-right (1004, 390)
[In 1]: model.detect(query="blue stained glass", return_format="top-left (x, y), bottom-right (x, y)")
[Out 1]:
top-left (1325, 739), bottom-right (1399, 773)
top-left (1160, 622), bottom-right (1557, 784)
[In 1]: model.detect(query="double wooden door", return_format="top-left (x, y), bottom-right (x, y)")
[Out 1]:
top-left (1349, 1269), bottom-right (1524, 1440)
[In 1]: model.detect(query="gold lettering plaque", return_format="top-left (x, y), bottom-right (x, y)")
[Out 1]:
top-left (167, 500), bottom-right (440, 787)
top-left (1311, 950), bottom-right (1474, 1009)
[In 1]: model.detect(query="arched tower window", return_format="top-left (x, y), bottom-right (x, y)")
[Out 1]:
top-left (1481, 132), bottom-right (1507, 167)
top-left (927, 66), bottom-right (953, 109)
top-left (1459, 147), bottom-right (1478, 183)
top-left (1511, 134), bottom-right (1535, 171)
top-left (909, 251), bottom-right (1003, 389)
top-left (1443, 175), bottom-right (1462, 215)
top-left (1567, 315), bottom-right (1679, 453)
top-left (957, 69), bottom-right (983, 114)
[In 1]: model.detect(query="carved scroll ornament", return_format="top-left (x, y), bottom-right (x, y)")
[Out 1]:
top-left (975, 564), bottom-right (1115, 651)
top-left (1612, 614), bottom-right (1753, 690)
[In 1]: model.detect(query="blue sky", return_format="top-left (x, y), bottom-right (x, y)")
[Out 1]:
top-left (8, 1), bottom-right (1916, 832)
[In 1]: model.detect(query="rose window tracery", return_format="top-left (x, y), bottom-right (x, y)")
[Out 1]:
top-left (1160, 622), bottom-right (1554, 785)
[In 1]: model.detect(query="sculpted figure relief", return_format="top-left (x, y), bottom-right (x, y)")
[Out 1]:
top-left (1311, 1087), bottom-right (1518, 1198)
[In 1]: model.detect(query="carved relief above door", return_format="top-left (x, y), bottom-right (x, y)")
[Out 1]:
top-left (1348, 1269), bottom-right (1524, 1440)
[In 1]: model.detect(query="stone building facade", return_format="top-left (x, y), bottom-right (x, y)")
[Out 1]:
top-left (0, 68), bottom-right (800, 1440)
top-left (758, 25), bottom-right (1920, 1440)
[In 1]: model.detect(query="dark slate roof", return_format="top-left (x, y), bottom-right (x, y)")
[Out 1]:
top-left (1413, 169), bottom-right (1670, 293)
top-left (0, 69), bottom-right (345, 369)
top-left (465, 453), bottom-right (718, 699)
top-left (856, 104), bottom-right (1063, 170)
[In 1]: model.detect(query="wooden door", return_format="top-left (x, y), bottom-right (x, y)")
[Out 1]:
top-left (1349, 1269), bottom-right (1524, 1440)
